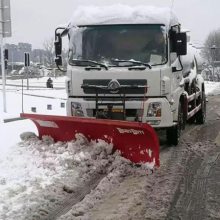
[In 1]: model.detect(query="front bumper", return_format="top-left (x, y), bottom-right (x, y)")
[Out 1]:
top-left (66, 97), bottom-right (175, 128)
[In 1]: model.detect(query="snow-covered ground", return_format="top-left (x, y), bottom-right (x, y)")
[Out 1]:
top-left (0, 77), bottom-right (219, 219)
top-left (0, 77), bottom-right (69, 219)
top-left (204, 81), bottom-right (220, 96)
top-left (0, 76), bottom-right (67, 150)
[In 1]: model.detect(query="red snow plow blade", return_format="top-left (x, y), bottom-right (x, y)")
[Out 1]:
top-left (21, 113), bottom-right (159, 167)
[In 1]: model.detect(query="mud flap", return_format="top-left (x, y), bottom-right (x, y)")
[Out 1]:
top-left (20, 113), bottom-right (160, 167)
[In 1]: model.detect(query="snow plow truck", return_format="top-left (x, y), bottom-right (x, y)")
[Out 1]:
top-left (21, 5), bottom-right (206, 168)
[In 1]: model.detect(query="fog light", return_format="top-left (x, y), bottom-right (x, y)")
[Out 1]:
top-left (71, 102), bottom-right (84, 116)
top-left (147, 102), bottom-right (162, 117)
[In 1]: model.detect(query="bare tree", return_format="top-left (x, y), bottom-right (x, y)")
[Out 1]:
top-left (201, 29), bottom-right (220, 64)
top-left (43, 38), bottom-right (55, 67)
top-left (43, 37), bottom-right (68, 69)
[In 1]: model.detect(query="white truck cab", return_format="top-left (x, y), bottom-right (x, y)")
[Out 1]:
top-left (54, 5), bottom-right (205, 145)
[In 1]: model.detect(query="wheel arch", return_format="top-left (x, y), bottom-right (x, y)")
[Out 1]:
top-left (173, 92), bottom-right (187, 122)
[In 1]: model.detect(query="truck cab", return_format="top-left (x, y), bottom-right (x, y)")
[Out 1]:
top-left (55, 6), bottom-right (205, 145)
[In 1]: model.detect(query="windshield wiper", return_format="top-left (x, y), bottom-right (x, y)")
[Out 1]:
top-left (111, 59), bottom-right (152, 69)
top-left (71, 59), bottom-right (108, 70)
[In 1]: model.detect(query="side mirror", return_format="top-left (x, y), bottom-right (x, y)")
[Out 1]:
top-left (54, 32), bottom-right (62, 66)
top-left (55, 55), bottom-right (62, 66)
top-left (175, 33), bottom-right (187, 56)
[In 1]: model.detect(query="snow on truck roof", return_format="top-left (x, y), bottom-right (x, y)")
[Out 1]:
top-left (69, 5), bottom-right (179, 29)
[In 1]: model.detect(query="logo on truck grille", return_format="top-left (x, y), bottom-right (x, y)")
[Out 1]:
top-left (108, 79), bottom-right (120, 93)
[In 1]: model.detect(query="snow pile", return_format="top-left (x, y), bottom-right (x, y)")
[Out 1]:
top-left (70, 5), bottom-right (178, 28)
top-left (59, 155), bottom-right (133, 220)
top-left (205, 81), bottom-right (220, 96)
top-left (0, 132), bottom-right (138, 219)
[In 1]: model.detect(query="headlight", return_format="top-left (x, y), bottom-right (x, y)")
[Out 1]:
top-left (147, 102), bottom-right (162, 117)
top-left (71, 102), bottom-right (84, 117)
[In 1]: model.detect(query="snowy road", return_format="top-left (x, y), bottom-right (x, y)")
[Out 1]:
top-left (167, 96), bottom-right (220, 220)
top-left (52, 96), bottom-right (220, 220)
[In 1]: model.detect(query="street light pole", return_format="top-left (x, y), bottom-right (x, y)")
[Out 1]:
top-left (11, 50), bottom-right (13, 71)
top-left (211, 45), bottom-right (216, 80)
top-left (1, 34), bottom-right (6, 112)
top-left (0, 0), bottom-right (12, 113)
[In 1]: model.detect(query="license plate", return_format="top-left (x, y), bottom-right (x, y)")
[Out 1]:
top-left (104, 109), bottom-right (124, 113)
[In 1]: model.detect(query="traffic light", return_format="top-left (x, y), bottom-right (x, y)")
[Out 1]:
top-left (25, 52), bottom-right (30, 67)
top-left (4, 49), bottom-right (8, 60)
top-left (4, 49), bottom-right (8, 70)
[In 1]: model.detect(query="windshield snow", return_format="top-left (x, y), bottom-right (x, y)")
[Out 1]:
top-left (68, 24), bottom-right (167, 67)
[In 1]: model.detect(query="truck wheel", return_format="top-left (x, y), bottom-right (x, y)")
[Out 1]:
top-left (196, 91), bottom-right (206, 124)
top-left (166, 103), bottom-right (184, 145)
top-left (188, 115), bottom-right (195, 124)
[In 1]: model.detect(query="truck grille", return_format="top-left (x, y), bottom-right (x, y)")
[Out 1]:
top-left (83, 96), bottom-right (146, 101)
top-left (82, 79), bottom-right (147, 94)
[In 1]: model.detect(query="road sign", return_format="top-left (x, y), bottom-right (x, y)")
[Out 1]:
top-left (0, 0), bottom-right (12, 38)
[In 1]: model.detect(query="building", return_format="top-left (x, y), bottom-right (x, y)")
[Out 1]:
top-left (5, 42), bottom-right (32, 63)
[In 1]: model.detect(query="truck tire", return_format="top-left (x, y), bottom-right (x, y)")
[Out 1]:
top-left (188, 115), bottom-right (195, 124)
top-left (166, 102), bottom-right (184, 145)
top-left (195, 91), bottom-right (206, 124)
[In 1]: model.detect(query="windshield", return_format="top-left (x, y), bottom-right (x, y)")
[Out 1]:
top-left (69, 24), bottom-right (167, 67)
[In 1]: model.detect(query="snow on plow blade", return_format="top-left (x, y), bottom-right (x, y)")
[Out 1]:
top-left (20, 113), bottom-right (159, 167)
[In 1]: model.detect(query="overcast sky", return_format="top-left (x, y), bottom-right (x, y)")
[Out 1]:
top-left (6, 0), bottom-right (220, 49)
